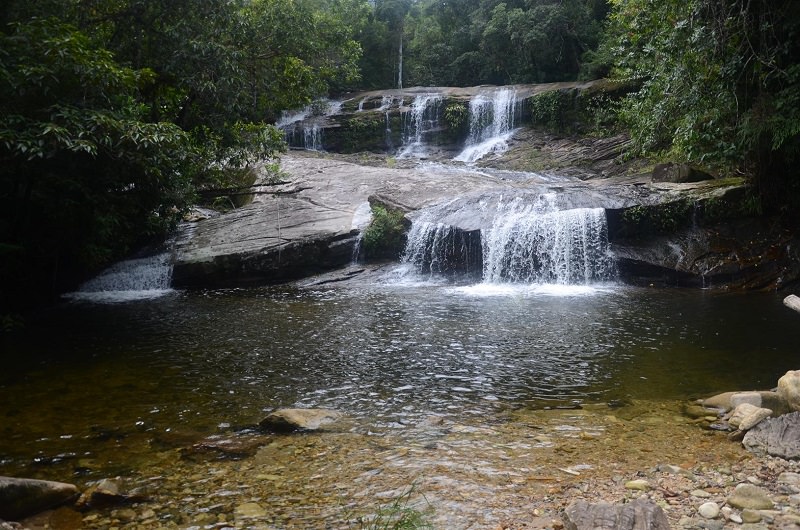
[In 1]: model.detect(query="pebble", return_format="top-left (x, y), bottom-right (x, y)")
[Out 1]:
top-left (698, 501), bottom-right (720, 519)
top-left (741, 509), bottom-right (762, 523)
top-left (778, 472), bottom-right (800, 486)
top-left (234, 502), bottom-right (266, 519)
top-left (690, 489), bottom-right (712, 498)
top-left (624, 479), bottom-right (650, 491)
top-left (729, 513), bottom-right (743, 524)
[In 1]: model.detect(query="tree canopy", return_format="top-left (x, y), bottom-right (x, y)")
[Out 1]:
top-left (0, 0), bottom-right (365, 311)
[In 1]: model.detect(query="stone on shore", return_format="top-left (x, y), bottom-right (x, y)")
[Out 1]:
top-left (563, 498), bottom-right (670, 530)
top-left (726, 483), bottom-right (774, 510)
top-left (0, 476), bottom-right (79, 521)
top-left (701, 390), bottom-right (789, 415)
top-left (742, 411), bottom-right (800, 459)
top-left (777, 370), bottom-right (800, 412)
top-left (728, 403), bottom-right (772, 431)
top-left (259, 408), bottom-right (343, 432)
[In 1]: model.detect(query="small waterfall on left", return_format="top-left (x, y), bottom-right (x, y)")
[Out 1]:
top-left (65, 253), bottom-right (174, 302)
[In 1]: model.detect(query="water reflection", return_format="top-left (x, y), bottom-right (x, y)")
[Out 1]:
top-left (1, 281), bottom-right (798, 479)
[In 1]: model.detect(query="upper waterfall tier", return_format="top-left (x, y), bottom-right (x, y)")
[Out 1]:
top-left (273, 82), bottom-right (605, 156)
top-left (454, 88), bottom-right (522, 164)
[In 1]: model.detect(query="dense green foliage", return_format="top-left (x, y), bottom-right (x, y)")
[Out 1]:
top-left (359, 0), bottom-right (608, 88)
top-left (601, 0), bottom-right (800, 210)
top-left (362, 205), bottom-right (407, 259)
top-left (1, 0), bottom-right (364, 310)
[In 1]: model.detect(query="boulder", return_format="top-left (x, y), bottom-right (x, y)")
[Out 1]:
top-left (743, 411), bottom-right (800, 459)
top-left (701, 390), bottom-right (790, 415)
top-left (777, 370), bottom-right (800, 412)
top-left (0, 476), bottom-right (79, 521)
top-left (651, 163), bottom-right (713, 184)
top-left (562, 499), bottom-right (671, 530)
top-left (728, 403), bottom-right (772, 430)
top-left (785, 294), bottom-right (800, 314)
top-left (701, 392), bottom-right (737, 412)
top-left (259, 408), bottom-right (342, 433)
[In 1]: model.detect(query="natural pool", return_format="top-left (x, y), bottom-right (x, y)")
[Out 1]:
top-left (1, 273), bottom-right (798, 527)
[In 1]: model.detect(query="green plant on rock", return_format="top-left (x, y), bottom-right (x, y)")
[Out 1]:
top-left (443, 102), bottom-right (468, 131)
top-left (529, 90), bottom-right (575, 131)
top-left (362, 205), bottom-right (407, 259)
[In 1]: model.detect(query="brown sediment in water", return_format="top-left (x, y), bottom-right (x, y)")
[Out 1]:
top-left (29, 399), bottom-right (797, 529)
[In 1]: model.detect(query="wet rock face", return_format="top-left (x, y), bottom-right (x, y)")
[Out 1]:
top-left (651, 163), bottom-right (713, 184)
top-left (743, 412), bottom-right (800, 459)
top-left (562, 498), bottom-right (671, 530)
top-left (0, 476), bottom-right (79, 520)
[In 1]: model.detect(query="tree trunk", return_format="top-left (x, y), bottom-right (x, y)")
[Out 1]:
top-left (397, 33), bottom-right (403, 89)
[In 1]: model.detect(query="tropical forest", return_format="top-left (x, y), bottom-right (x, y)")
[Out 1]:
top-left (1, 0), bottom-right (800, 528)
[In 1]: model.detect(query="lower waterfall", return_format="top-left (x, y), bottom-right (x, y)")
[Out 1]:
top-left (402, 197), bottom-right (616, 285)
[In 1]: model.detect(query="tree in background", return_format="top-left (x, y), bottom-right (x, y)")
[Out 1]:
top-left (603, 0), bottom-right (800, 212)
top-left (0, 0), bottom-right (364, 312)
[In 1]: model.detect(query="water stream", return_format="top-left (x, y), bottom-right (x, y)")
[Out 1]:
top-left (454, 88), bottom-right (521, 164)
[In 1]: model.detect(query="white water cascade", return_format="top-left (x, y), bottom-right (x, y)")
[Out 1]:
top-left (277, 99), bottom-right (342, 151)
top-left (454, 89), bottom-right (520, 164)
top-left (65, 253), bottom-right (174, 302)
top-left (482, 202), bottom-right (614, 284)
top-left (398, 94), bottom-right (442, 158)
top-left (402, 196), bottom-right (616, 285)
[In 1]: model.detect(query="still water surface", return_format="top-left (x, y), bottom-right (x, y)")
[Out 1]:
top-left (1, 275), bottom-right (797, 474)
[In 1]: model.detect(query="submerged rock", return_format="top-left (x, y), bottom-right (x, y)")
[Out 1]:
top-left (743, 412), bottom-right (800, 459)
top-left (75, 477), bottom-right (147, 509)
top-left (562, 498), bottom-right (670, 530)
top-left (259, 408), bottom-right (343, 432)
top-left (0, 476), bottom-right (79, 521)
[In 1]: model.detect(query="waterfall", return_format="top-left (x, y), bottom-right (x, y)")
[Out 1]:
top-left (66, 253), bottom-right (174, 302)
top-left (303, 125), bottom-right (323, 151)
top-left (277, 99), bottom-right (341, 151)
top-left (401, 196), bottom-right (615, 285)
top-left (398, 94), bottom-right (442, 158)
top-left (454, 89), bottom-right (520, 164)
top-left (482, 203), bottom-right (614, 284)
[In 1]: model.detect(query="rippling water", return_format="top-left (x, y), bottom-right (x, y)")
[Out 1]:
top-left (1, 274), bottom-right (798, 482)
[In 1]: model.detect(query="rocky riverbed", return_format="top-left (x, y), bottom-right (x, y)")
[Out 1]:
top-left (9, 399), bottom-right (800, 529)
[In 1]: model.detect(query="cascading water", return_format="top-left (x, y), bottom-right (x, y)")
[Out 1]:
top-left (401, 195), bottom-right (616, 285)
top-left (66, 253), bottom-right (174, 302)
top-left (482, 202), bottom-right (614, 284)
top-left (277, 99), bottom-right (341, 151)
top-left (398, 94), bottom-right (442, 158)
top-left (454, 89), bottom-right (520, 164)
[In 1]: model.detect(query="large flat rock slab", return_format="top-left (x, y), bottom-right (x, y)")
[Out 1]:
top-left (172, 155), bottom-right (511, 287)
top-left (172, 152), bottom-right (764, 289)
